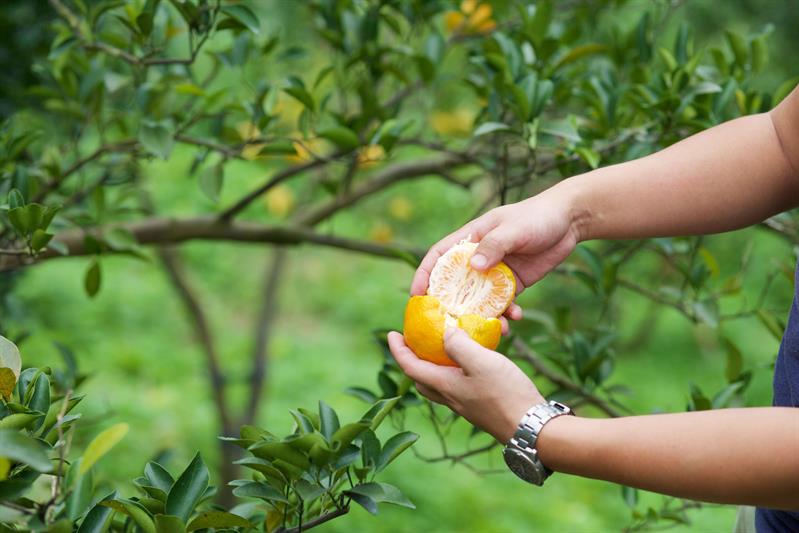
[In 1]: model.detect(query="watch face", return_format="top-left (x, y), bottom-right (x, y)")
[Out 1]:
top-left (503, 448), bottom-right (545, 485)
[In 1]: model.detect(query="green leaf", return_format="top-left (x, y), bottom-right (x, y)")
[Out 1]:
top-left (688, 384), bottom-right (712, 411)
top-left (756, 309), bottom-right (784, 341)
top-left (7, 189), bottom-right (24, 209)
top-left (154, 514), bottom-right (186, 533)
top-left (361, 397), bottom-right (399, 430)
top-left (249, 441), bottom-right (310, 469)
top-left (575, 147), bottom-right (600, 169)
top-left (721, 338), bottom-right (743, 383)
top-left (750, 36), bottom-right (767, 72)
top-left (67, 461), bottom-right (94, 521)
top-left (283, 77), bottom-right (315, 111)
top-left (554, 43), bottom-right (609, 70)
top-left (657, 47), bottom-right (678, 71)
top-left (345, 387), bottom-right (377, 404)
top-left (165, 452), bottom-right (210, 522)
top-left (80, 423), bottom-right (129, 474)
top-left (233, 457), bottom-right (287, 486)
top-left (28, 372), bottom-right (50, 416)
top-left (84, 259), bottom-right (102, 298)
top-left (0, 413), bottom-right (40, 430)
top-left (724, 30), bottom-right (748, 66)
top-left (621, 485), bottom-right (638, 508)
top-left (259, 142), bottom-right (297, 156)
top-left (139, 120), bottom-right (174, 159)
top-left (473, 122), bottom-right (510, 137)
top-left (318, 401), bottom-right (340, 441)
top-left (376, 432), bottom-right (418, 472)
top-left (0, 429), bottom-right (53, 472)
top-left (145, 462), bottom-right (175, 494)
top-left (331, 422), bottom-right (369, 449)
top-left (231, 481), bottom-right (288, 503)
top-left (31, 229), bottom-right (54, 252)
top-left (345, 482), bottom-right (414, 512)
top-left (346, 491), bottom-right (378, 515)
top-left (103, 500), bottom-right (155, 533)
top-left (221, 5), bottom-right (260, 34)
top-left (77, 491), bottom-right (116, 533)
top-left (187, 511), bottom-right (253, 532)
top-left (360, 429), bottom-right (380, 468)
top-left (294, 479), bottom-right (324, 501)
top-left (318, 126), bottom-right (360, 151)
top-left (198, 164), bottom-right (224, 202)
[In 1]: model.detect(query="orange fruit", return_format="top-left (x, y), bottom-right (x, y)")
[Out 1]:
top-left (403, 239), bottom-right (516, 366)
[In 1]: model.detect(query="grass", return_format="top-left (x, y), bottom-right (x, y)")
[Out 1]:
top-left (11, 144), bottom-right (792, 532)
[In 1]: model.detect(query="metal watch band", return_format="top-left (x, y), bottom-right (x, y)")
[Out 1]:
top-left (507, 400), bottom-right (573, 480)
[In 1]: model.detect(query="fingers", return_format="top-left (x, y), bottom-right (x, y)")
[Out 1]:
top-left (503, 303), bottom-right (523, 321)
top-left (443, 327), bottom-right (498, 374)
top-left (387, 331), bottom-right (455, 390)
top-left (470, 225), bottom-right (517, 271)
top-left (410, 228), bottom-right (473, 295)
top-left (411, 212), bottom-right (499, 295)
top-left (500, 316), bottom-right (509, 335)
top-left (415, 382), bottom-right (447, 404)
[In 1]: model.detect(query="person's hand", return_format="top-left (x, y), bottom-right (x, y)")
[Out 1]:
top-left (411, 184), bottom-right (584, 320)
top-left (387, 329), bottom-right (544, 442)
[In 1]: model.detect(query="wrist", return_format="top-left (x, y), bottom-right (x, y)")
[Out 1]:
top-left (535, 414), bottom-right (592, 474)
top-left (552, 174), bottom-right (596, 243)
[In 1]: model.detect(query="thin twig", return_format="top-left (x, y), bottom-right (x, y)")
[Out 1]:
top-left (274, 506), bottom-right (349, 533)
top-left (511, 338), bottom-right (624, 418)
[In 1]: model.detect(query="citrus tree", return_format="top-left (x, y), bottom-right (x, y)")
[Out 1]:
top-left (1, 0), bottom-right (797, 530)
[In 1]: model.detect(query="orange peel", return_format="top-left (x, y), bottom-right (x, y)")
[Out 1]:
top-left (403, 239), bottom-right (515, 366)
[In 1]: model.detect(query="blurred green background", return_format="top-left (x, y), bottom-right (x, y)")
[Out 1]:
top-left (4, 1), bottom-right (799, 531)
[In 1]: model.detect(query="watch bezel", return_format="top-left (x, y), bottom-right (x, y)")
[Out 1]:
top-left (502, 400), bottom-right (573, 485)
top-left (502, 446), bottom-right (546, 486)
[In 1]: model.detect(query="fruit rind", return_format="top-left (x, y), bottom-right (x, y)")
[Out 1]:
top-left (403, 295), bottom-right (501, 367)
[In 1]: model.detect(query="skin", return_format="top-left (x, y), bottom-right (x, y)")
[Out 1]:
top-left (390, 85), bottom-right (799, 511)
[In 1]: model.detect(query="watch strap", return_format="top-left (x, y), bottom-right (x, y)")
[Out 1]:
top-left (507, 400), bottom-right (572, 478)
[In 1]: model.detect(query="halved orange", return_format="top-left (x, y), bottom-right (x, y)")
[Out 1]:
top-left (404, 239), bottom-right (516, 366)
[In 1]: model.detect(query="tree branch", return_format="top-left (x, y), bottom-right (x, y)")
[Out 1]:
top-left (0, 216), bottom-right (424, 271)
top-left (510, 338), bottom-right (623, 418)
top-left (242, 248), bottom-right (287, 425)
top-left (275, 506), bottom-right (349, 533)
top-left (157, 246), bottom-right (234, 433)
top-left (32, 139), bottom-right (138, 203)
top-left (219, 158), bottom-right (332, 221)
top-left (295, 153), bottom-right (471, 226)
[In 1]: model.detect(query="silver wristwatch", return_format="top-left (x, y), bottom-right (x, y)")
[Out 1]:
top-left (502, 400), bottom-right (573, 486)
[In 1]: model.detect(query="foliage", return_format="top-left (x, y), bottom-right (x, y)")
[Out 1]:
top-left (0, 0), bottom-right (797, 531)
top-left (0, 334), bottom-right (416, 532)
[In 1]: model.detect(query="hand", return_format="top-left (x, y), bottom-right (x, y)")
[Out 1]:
top-left (411, 183), bottom-right (585, 319)
top-left (387, 329), bottom-right (544, 442)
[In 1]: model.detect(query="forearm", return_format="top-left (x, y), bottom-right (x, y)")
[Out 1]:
top-left (559, 104), bottom-right (799, 241)
top-left (536, 407), bottom-right (799, 510)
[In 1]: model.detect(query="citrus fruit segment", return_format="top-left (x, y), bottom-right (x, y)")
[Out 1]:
top-left (427, 240), bottom-right (516, 317)
top-left (403, 295), bottom-right (501, 366)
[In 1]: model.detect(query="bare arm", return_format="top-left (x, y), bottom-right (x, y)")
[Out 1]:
top-left (538, 408), bottom-right (799, 510)
top-left (567, 87), bottom-right (799, 240)
top-left (388, 331), bottom-right (799, 511)
top-left (411, 86), bottom-right (799, 302)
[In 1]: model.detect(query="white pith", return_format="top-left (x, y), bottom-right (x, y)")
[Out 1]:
top-left (428, 239), bottom-right (511, 318)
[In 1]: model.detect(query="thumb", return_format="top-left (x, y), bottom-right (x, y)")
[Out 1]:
top-left (470, 228), bottom-right (514, 271)
top-left (443, 327), bottom-right (496, 373)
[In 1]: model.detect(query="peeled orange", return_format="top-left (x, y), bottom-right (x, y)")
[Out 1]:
top-left (403, 239), bottom-right (516, 366)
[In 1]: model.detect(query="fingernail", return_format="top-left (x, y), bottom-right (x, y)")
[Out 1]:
top-left (471, 254), bottom-right (487, 269)
top-left (444, 327), bottom-right (458, 341)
